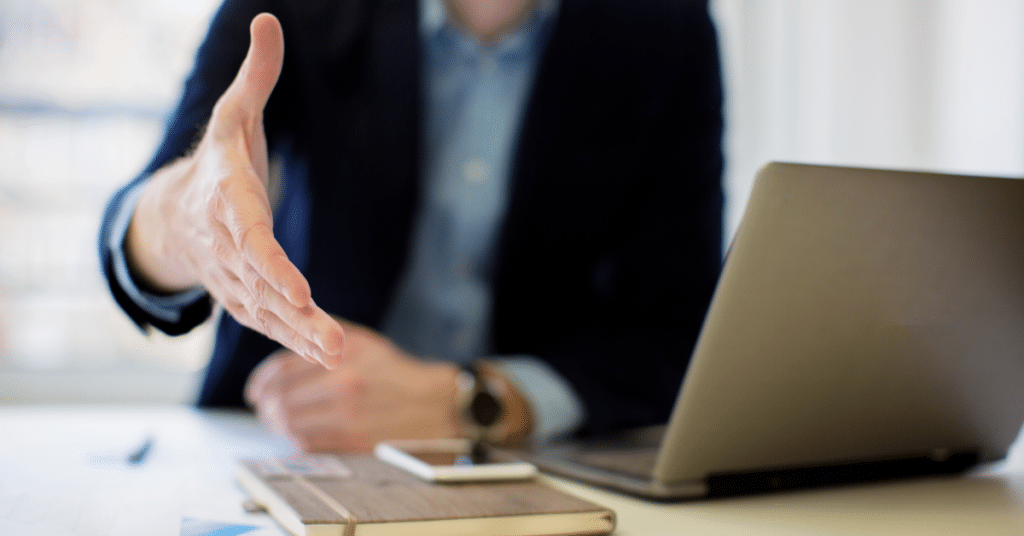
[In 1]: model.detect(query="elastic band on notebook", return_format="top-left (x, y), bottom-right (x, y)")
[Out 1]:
top-left (292, 474), bottom-right (358, 536)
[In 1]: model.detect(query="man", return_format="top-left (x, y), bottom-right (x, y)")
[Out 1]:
top-left (99, 0), bottom-right (724, 451)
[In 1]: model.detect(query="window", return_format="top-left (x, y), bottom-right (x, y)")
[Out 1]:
top-left (0, 0), bottom-right (220, 403)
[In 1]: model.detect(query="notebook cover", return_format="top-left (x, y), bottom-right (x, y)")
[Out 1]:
top-left (237, 453), bottom-right (615, 536)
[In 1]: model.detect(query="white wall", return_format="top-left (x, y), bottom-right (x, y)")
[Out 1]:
top-left (711, 0), bottom-right (1024, 239)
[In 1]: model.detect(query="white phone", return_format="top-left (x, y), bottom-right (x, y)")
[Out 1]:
top-left (374, 438), bottom-right (537, 483)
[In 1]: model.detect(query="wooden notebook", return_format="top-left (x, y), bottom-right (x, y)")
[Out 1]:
top-left (236, 454), bottom-right (616, 536)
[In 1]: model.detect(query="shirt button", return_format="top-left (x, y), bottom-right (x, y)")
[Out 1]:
top-left (463, 159), bottom-right (487, 184)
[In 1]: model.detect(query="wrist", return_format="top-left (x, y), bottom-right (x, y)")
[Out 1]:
top-left (456, 360), bottom-right (534, 448)
top-left (126, 158), bottom-right (201, 293)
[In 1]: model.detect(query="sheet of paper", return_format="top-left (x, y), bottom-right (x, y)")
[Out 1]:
top-left (0, 406), bottom-right (293, 536)
top-left (180, 517), bottom-right (278, 536)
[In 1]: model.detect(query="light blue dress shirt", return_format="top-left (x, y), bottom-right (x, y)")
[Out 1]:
top-left (383, 0), bottom-right (584, 444)
top-left (110, 0), bottom-right (584, 444)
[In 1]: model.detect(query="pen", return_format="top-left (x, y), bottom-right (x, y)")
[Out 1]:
top-left (126, 435), bottom-right (154, 465)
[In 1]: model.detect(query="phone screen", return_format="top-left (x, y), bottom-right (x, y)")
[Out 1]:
top-left (408, 452), bottom-right (476, 467)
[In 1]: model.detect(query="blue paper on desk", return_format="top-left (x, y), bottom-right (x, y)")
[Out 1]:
top-left (180, 517), bottom-right (274, 536)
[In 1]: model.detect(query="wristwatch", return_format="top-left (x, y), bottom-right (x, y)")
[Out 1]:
top-left (457, 365), bottom-right (506, 446)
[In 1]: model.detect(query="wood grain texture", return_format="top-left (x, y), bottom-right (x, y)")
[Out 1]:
top-left (239, 454), bottom-right (614, 535)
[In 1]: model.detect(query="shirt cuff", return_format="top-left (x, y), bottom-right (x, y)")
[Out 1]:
top-left (489, 356), bottom-right (587, 445)
top-left (106, 179), bottom-right (208, 325)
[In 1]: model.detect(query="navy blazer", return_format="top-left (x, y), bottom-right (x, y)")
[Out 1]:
top-left (99, 0), bottom-right (724, 435)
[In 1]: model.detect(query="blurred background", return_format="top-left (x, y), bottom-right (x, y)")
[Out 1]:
top-left (1, 0), bottom-right (1022, 405)
top-left (0, 0), bottom-right (220, 403)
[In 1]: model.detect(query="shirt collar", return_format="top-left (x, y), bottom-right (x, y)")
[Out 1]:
top-left (419, 0), bottom-right (560, 42)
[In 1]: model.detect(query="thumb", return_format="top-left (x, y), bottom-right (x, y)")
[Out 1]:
top-left (216, 13), bottom-right (284, 130)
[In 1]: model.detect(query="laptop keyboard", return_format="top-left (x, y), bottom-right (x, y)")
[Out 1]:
top-left (568, 447), bottom-right (660, 478)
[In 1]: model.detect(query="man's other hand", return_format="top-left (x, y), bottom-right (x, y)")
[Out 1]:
top-left (244, 321), bottom-right (463, 452)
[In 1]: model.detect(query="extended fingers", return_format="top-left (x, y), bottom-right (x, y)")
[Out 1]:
top-left (253, 288), bottom-right (345, 367)
top-left (220, 282), bottom-right (337, 367)
top-left (235, 213), bottom-right (309, 309)
top-left (203, 256), bottom-right (318, 361)
top-left (206, 180), bottom-right (344, 367)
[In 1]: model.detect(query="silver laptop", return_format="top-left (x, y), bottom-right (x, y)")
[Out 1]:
top-left (526, 162), bottom-right (1024, 499)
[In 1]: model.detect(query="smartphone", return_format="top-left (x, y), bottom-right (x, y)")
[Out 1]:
top-left (374, 438), bottom-right (537, 483)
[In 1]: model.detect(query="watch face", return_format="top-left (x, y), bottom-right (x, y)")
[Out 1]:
top-left (470, 390), bottom-right (503, 427)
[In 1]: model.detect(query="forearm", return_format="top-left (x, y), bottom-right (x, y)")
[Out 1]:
top-left (125, 156), bottom-right (205, 294)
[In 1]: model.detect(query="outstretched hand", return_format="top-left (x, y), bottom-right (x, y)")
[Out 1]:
top-left (126, 13), bottom-right (345, 368)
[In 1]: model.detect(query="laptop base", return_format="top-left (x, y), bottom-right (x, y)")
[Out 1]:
top-left (529, 443), bottom-right (979, 500)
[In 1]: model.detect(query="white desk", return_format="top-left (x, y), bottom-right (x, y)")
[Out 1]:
top-left (1, 405), bottom-right (1022, 535)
